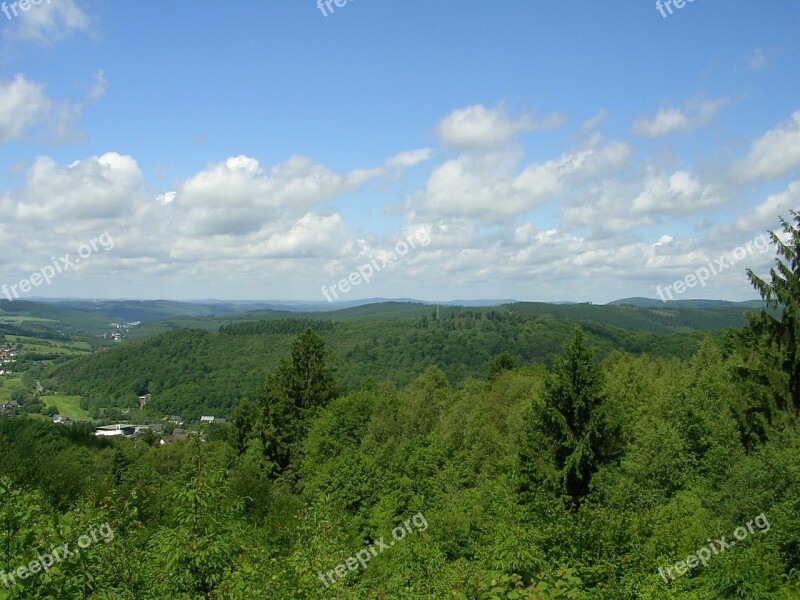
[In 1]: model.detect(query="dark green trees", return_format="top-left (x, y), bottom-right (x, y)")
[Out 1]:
top-left (487, 351), bottom-right (517, 382)
top-left (521, 327), bottom-right (618, 505)
top-left (235, 328), bottom-right (338, 478)
top-left (746, 211), bottom-right (800, 412)
top-left (279, 328), bottom-right (338, 413)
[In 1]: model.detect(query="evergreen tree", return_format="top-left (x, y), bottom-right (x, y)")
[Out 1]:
top-left (278, 328), bottom-right (338, 414)
top-left (236, 328), bottom-right (339, 478)
top-left (746, 211), bottom-right (800, 412)
top-left (256, 374), bottom-right (296, 476)
top-left (521, 327), bottom-right (618, 506)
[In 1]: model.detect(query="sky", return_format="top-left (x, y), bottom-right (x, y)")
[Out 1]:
top-left (0, 0), bottom-right (798, 304)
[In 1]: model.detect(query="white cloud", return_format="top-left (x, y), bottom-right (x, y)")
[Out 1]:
top-left (561, 168), bottom-right (726, 235)
top-left (632, 97), bottom-right (728, 137)
top-left (734, 111), bottom-right (800, 181)
top-left (0, 73), bottom-right (101, 144)
top-left (157, 191), bottom-right (176, 205)
top-left (580, 109), bottom-right (607, 133)
top-left (3, 0), bottom-right (90, 44)
top-left (734, 180), bottom-right (800, 231)
top-left (385, 147), bottom-right (434, 168)
top-left (436, 104), bottom-right (566, 150)
top-left (348, 147), bottom-right (435, 185)
top-left (173, 155), bottom-right (354, 236)
top-left (0, 75), bottom-right (52, 142)
top-left (88, 70), bottom-right (107, 100)
top-left (416, 138), bottom-right (630, 220)
top-left (1, 152), bottom-right (145, 222)
top-left (631, 170), bottom-right (724, 214)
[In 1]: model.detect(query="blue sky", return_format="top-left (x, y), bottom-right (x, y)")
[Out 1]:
top-left (0, 0), bottom-right (798, 303)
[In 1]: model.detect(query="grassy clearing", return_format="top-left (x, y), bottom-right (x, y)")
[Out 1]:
top-left (0, 377), bottom-right (26, 401)
top-left (4, 335), bottom-right (92, 357)
top-left (0, 316), bottom-right (58, 324)
top-left (41, 394), bottom-right (90, 420)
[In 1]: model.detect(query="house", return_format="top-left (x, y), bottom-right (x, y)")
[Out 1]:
top-left (2, 401), bottom-right (19, 409)
top-left (94, 424), bottom-right (148, 437)
top-left (147, 423), bottom-right (164, 434)
top-left (168, 415), bottom-right (183, 425)
top-left (159, 433), bottom-right (189, 445)
top-left (200, 416), bottom-right (226, 425)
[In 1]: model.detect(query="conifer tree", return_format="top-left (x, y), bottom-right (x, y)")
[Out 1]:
top-left (746, 211), bottom-right (800, 412)
top-left (521, 327), bottom-right (618, 506)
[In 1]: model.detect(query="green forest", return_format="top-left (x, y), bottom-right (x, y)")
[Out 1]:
top-left (46, 307), bottom-right (723, 420)
top-left (1, 214), bottom-right (800, 598)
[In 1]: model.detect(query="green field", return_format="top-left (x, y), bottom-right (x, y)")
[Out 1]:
top-left (41, 394), bottom-right (91, 421)
top-left (0, 316), bottom-right (58, 324)
top-left (0, 377), bottom-right (26, 402)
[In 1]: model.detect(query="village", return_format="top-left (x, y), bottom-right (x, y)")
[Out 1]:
top-left (1, 361), bottom-right (227, 444)
top-left (0, 342), bottom-right (17, 377)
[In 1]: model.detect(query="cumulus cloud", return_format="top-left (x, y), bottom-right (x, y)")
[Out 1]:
top-left (630, 170), bottom-right (725, 215)
top-left (0, 75), bottom-right (52, 142)
top-left (561, 168), bottom-right (726, 235)
top-left (0, 73), bottom-right (103, 144)
top-left (632, 97), bottom-right (728, 137)
top-left (3, 0), bottom-right (90, 44)
top-left (172, 155), bottom-right (347, 236)
top-left (734, 111), bottom-right (800, 181)
top-left (436, 104), bottom-right (566, 150)
top-left (1, 152), bottom-right (146, 222)
top-left (734, 180), bottom-right (800, 231)
top-left (1, 98), bottom-right (796, 302)
top-left (416, 139), bottom-right (630, 220)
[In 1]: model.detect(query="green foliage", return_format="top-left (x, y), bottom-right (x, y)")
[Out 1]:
top-left (149, 443), bottom-right (244, 598)
top-left (521, 328), bottom-right (619, 505)
top-left (746, 210), bottom-right (800, 412)
top-left (5, 242), bottom-right (800, 599)
top-left (218, 318), bottom-right (334, 336)
top-left (488, 351), bottom-right (517, 382)
top-left (233, 328), bottom-right (339, 480)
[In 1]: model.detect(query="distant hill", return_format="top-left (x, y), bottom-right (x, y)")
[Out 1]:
top-left (608, 297), bottom-right (765, 309)
top-left (41, 296), bottom-right (773, 419)
top-left (32, 297), bottom-right (518, 319)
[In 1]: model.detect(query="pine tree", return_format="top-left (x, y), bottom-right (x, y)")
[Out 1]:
top-left (746, 211), bottom-right (800, 412)
top-left (278, 328), bottom-right (338, 414)
top-left (240, 328), bottom-right (339, 478)
top-left (521, 327), bottom-right (618, 506)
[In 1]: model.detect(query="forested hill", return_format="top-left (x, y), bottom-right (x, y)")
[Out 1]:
top-left (45, 302), bottom-right (746, 419)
